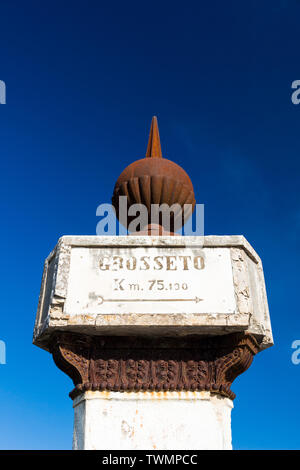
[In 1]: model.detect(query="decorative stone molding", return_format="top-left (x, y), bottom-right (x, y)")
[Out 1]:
top-left (51, 332), bottom-right (259, 400)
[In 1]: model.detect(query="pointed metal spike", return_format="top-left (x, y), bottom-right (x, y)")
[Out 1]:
top-left (146, 116), bottom-right (162, 158)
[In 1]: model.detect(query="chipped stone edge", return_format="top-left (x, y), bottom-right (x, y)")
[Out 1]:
top-left (33, 241), bottom-right (71, 342)
top-left (230, 247), bottom-right (253, 315)
top-left (230, 247), bottom-right (252, 329)
top-left (73, 390), bottom-right (234, 407)
top-left (33, 315), bottom-right (250, 352)
top-left (33, 247), bottom-right (57, 341)
top-left (56, 235), bottom-right (261, 264)
top-left (253, 258), bottom-right (273, 349)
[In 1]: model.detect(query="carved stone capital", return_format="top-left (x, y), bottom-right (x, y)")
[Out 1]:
top-left (50, 333), bottom-right (259, 400)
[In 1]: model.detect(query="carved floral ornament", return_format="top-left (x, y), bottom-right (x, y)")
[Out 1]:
top-left (51, 332), bottom-right (259, 400)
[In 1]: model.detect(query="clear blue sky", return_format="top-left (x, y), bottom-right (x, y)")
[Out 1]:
top-left (0, 0), bottom-right (299, 450)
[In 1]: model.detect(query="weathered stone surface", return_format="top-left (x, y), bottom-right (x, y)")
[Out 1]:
top-left (72, 390), bottom-right (233, 450)
top-left (33, 235), bottom-right (273, 351)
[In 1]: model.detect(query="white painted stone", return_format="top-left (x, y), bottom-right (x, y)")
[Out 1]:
top-left (65, 247), bottom-right (235, 316)
top-left (33, 235), bottom-right (273, 351)
top-left (72, 391), bottom-right (233, 450)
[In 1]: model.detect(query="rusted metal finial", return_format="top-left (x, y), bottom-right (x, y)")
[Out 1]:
top-left (145, 116), bottom-right (162, 158)
top-left (112, 116), bottom-right (196, 233)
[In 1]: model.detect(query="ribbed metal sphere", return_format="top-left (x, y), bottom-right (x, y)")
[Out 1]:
top-left (111, 117), bottom-right (196, 232)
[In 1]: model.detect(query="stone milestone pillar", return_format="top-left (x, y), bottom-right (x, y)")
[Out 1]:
top-left (33, 117), bottom-right (273, 450)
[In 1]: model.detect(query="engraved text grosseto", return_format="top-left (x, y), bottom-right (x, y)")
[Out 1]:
top-left (99, 254), bottom-right (205, 272)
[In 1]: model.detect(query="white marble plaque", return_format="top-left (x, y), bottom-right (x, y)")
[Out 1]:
top-left (33, 236), bottom-right (273, 351)
top-left (64, 247), bottom-right (236, 315)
